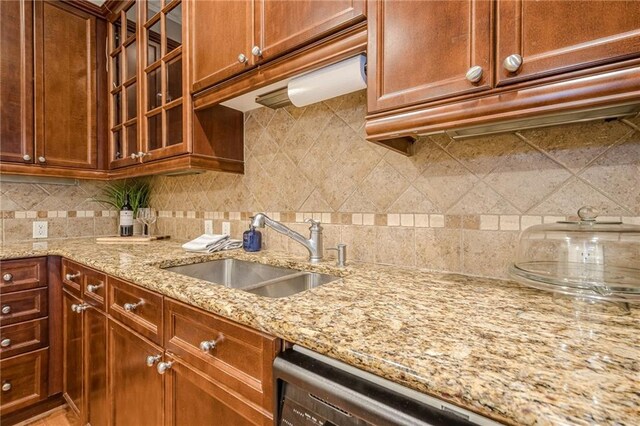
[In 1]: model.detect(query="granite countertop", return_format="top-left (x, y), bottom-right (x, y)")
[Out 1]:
top-left (1, 239), bottom-right (638, 425)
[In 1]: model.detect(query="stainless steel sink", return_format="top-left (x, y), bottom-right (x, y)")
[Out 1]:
top-left (163, 259), bottom-right (340, 297)
top-left (248, 272), bottom-right (339, 298)
top-left (164, 259), bottom-right (295, 290)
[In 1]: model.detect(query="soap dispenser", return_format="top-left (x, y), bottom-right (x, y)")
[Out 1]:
top-left (243, 222), bottom-right (262, 252)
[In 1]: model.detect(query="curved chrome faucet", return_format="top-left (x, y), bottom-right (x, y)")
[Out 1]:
top-left (251, 213), bottom-right (323, 263)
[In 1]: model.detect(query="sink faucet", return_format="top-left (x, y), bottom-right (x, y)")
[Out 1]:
top-left (250, 213), bottom-right (323, 263)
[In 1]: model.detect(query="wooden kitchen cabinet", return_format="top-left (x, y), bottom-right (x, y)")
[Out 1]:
top-left (191, 0), bottom-right (366, 92)
top-left (34, 0), bottom-right (99, 169)
top-left (84, 307), bottom-right (107, 426)
top-left (164, 354), bottom-right (272, 426)
top-left (496, 0), bottom-right (640, 85)
top-left (367, 0), bottom-right (492, 113)
top-left (61, 260), bottom-right (108, 425)
top-left (108, 319), bottom-right (164, 426)
top-left (191, 0), bottom-right (254, 92)
top-left (0, 0), bottom-right (34, 164)
top-left (62, 290), bottom-right (83, 415)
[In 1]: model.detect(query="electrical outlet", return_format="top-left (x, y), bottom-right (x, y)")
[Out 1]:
top-left (221, 221), bottom-right (231, 236)
top-left (33, 221), bottom-right (48, 239)
top-left (204, 220), bottom-right (213, 234)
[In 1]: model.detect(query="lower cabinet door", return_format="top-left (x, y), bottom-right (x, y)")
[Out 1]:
top-left (63, 290), bottom-right (83, 415)
top-left (108, 320), bottom-right (164, 426)
top-left (164, 354), bottom-right (272, 426)
top-left (85, 307), bottom-right (107, 426)
top-left (0, 348), bottom-right (48, 415)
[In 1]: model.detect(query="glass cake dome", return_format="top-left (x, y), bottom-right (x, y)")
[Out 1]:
top-left (509, 206), bottom-right (640, 302)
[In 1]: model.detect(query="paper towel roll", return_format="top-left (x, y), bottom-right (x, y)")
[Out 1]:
top-left (287, 54), bottom-right (367, 107)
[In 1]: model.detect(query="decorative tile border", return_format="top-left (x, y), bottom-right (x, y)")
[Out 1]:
top-left (5, 210), bottom-right (639, 233)
top-left (152, 211), bottom-right (640, 232)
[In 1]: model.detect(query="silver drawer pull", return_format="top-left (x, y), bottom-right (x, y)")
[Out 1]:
top-left (146, 354), bottom-right (161, 367)
top-left (123, 299), bottom-right (145, 312)
top-left (71, 303), bottom-right (89, 313)
top-left (2, 382), bottom-right (11, 392)
top-left (156, 361), bottom-right (173, 375)
top-left (86, 283), bottom-right (103, 293)
top-left (1, 305), bottom-right (11, 315)
top-left (1, 338), bottom-right (11, 348)
top-left (199, 333), bottom-right (225, 352)
top-left (3, 273), bottom-right (13, 282)
top-left (65, 272), bottom-right (81, 281)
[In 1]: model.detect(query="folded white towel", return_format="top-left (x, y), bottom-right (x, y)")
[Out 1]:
top-left (182, 234), bottom-right (242, 253)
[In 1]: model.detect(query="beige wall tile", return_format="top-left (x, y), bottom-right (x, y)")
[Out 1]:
top-left (415, 228), bottom-right (462, 272)
top-left (374, 227), bottom-right (415, 267)
top-left (462, 230), bottom-right (519, 278)
top-left (340, 225), bottom-right (376, 263)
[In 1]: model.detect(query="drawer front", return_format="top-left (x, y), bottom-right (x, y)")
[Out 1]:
top-left (83, 267), bottom-right (107, 311)
top-left (0, 258), bottom-right (47, 294)
top-left (62, 259), bottom-right (83, 297)
top-left (164, 299), bottom-right (279, 410)
top-left (0, 348), bottom-right (49, 415)
top-left (108, 277), bottom-right (163, 345)
top-left (0, 289), bottom-right (48, 326)
top-left (0, 318), bottom-right (49, 359)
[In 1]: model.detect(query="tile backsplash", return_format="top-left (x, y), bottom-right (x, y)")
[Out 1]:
top-left (2, 90), bottom-right (639, 279)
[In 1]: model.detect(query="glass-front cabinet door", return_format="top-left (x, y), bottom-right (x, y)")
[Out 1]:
top-left (109, 2), bottom-right (140, 168)
top-left (142, 0), bottom-right (188, 162)
top-left (108, 0), bottom-right (188, 169)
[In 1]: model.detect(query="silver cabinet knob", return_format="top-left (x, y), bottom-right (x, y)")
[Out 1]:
top-left (123, 299), bottom-right (144, 312)
top-left (465, 65), bottom-right (483, 83)
top-left (146, 354), bottom-right (161, 367)
top-left (86, 283), bottom-right (103, 293)
top-left (3, 273), bottom-right (13, 282)
top-left (251, 46), bottom-right (262, 57)
top-left (71, 303), bottom-right (89, 313)
top-left (1, 305), bottom-right (11, 315)
top-left (199, 333), bottom-right (224, 353)
top-left (38, 156), bottom-right (46, 163)
top-left (22, 154), bottom-right (31, 161)
top-left (2, 382), bottom-right (11, 392)
top-left (156, 361), bottom-right (173, 374)
top-left (1, 338), bottom-right (11, 348)
top-left (503, 54), bottom-right (523, 73)
top-left (237, 53), bottom-right (248, 63)
top-left (65, 272), bottom-right (81, 281)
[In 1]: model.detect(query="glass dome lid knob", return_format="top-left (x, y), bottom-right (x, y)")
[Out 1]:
top-left (577, 206), bottom-right (598, 222)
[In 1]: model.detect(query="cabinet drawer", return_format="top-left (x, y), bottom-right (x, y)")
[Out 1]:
top-left (0, 258), bottom-right (47, 294)
top-left (0, 348), bottom-right (49, 415)
top-left (108, 277), bottom-right (163, 345)
top-left (0, 288), bottom-right (48, 326)
top-left (164, 299), bottom-right (279, 410)
top-left (62, 259), bottom-right (83, 297)
top-left (0, 318), bottom-right (48, 359)
top-left (83, 267), bottom-right (107, 311)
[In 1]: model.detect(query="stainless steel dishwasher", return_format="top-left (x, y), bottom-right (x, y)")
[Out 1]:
top-left (273, 346), bottom-right (502, 426)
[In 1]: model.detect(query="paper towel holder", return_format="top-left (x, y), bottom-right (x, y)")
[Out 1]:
top-left (255, 54), bottom-right (367, 110)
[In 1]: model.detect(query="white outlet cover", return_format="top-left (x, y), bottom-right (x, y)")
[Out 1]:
top-left (221, 221), bottom-right (231, 236)
top-left (33, 221), bottom-right (48, 239)
top-left (204, 220), bottom-right (213, 234)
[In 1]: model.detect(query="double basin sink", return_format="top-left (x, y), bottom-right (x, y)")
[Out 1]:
top-left (164, 259), bottom-right (340, 298)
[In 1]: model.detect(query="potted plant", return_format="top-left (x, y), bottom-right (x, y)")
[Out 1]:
top-left (93, 179), bottom-right (151, 234)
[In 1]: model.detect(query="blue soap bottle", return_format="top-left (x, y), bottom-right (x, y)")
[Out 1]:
top-left (243, 226), bottom-right (262, 252)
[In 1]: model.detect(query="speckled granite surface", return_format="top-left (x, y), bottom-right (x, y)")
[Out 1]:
top-left (1, 239), bottom-right (638, 425)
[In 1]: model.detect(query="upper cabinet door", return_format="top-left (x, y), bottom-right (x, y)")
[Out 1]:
top-left (254, 0), bottom-right (366, 62)
top-left (190, 0), bottom-right (254, 92)
top-left (367, 0), bottom-right (493, 114)
top-left (496, 0), bottom-right (640, 85)
top-left (0, 0), bottom-right (34, 164)
top-left (34, 1), bottom-right (97, 169)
